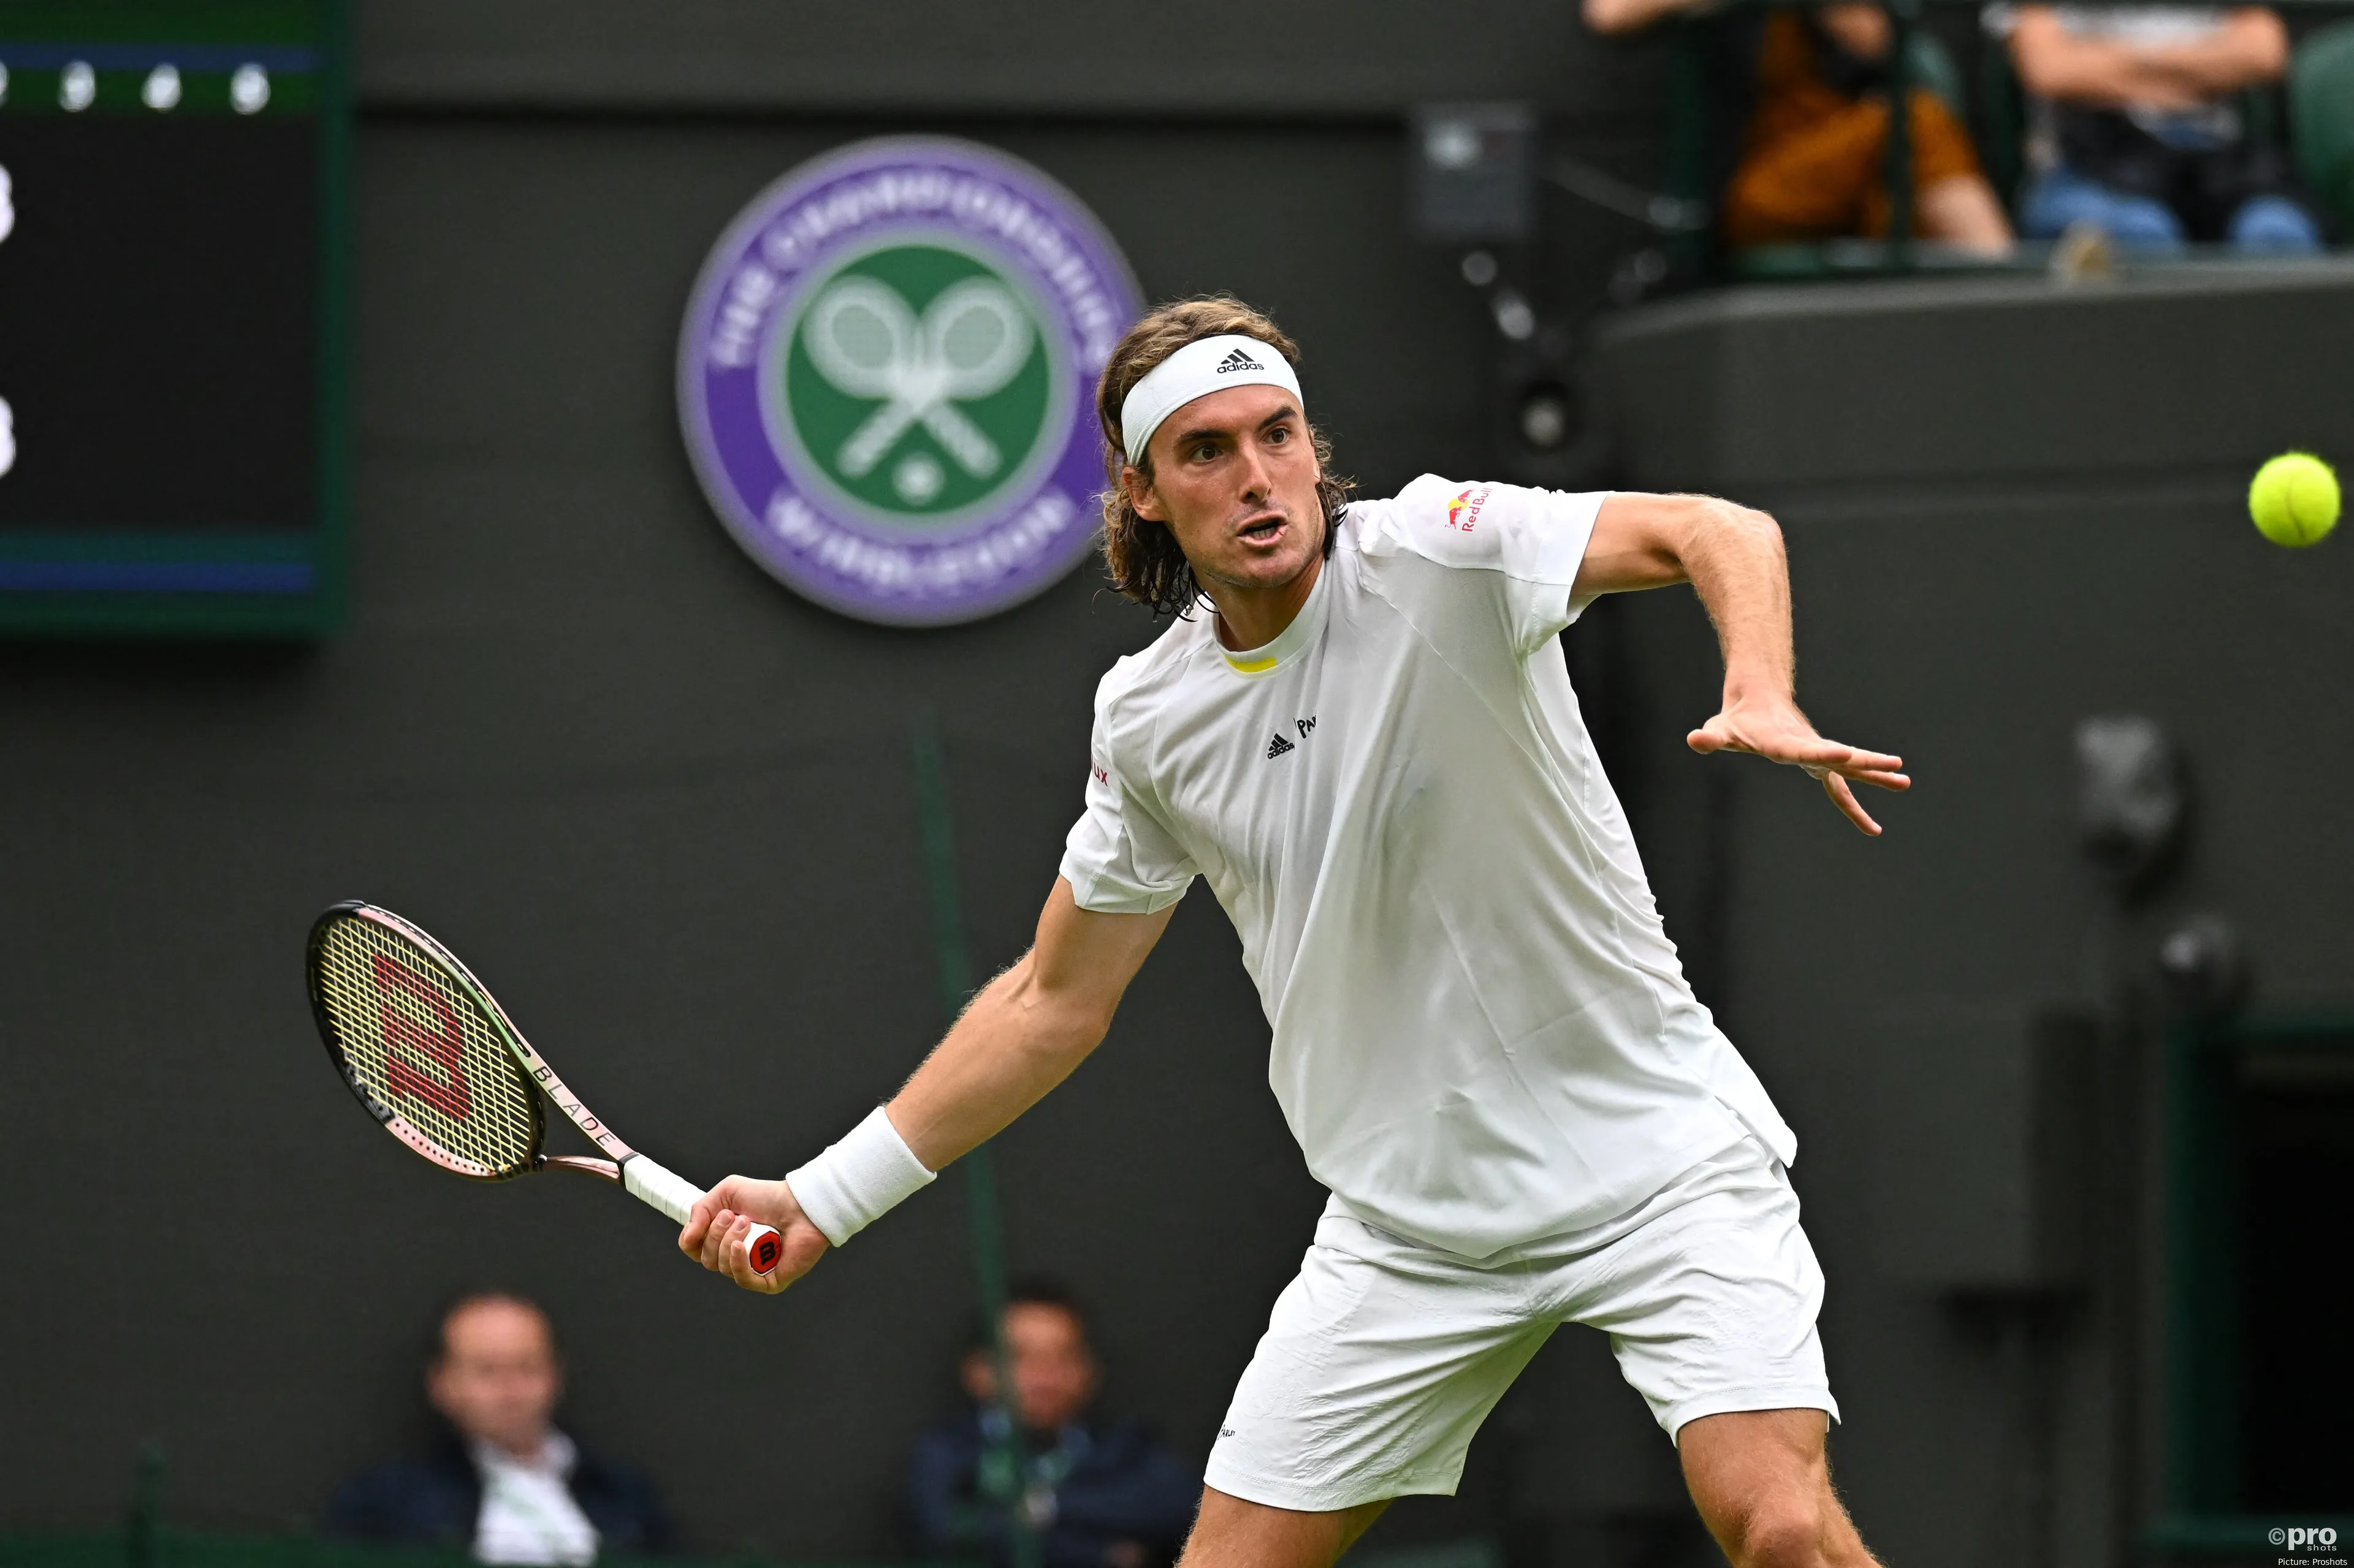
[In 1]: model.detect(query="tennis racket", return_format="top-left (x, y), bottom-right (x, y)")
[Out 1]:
top-left (306, 900), bottom-right (781, 1274)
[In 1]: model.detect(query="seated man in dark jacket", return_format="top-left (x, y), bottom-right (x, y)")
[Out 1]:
top-left (326, 1291), bottom-right (671, 1564)
top-left (908, 1280), bottom-right (1199, 1568)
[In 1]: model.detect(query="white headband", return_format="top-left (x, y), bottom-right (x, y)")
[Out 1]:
top-left (1119, 334), bottom-right (1304, 464)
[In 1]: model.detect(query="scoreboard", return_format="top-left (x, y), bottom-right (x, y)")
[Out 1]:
top-left (0, 1), bottom-right (346, 634)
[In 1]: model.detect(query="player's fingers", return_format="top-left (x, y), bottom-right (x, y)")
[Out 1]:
top-left (723, 1215), bottom-right (782, 1294)
top-left (680, 1194), bottom-right (720, 1255)
top-left (719, 1215), bottom-right (753, 1284)
top-left (1823, 744), bottom-right (1903, 773)
top-left (1700, 722), bottom-right (1906, 794)
top-left (1822, 771), bottom-right (1882, 837)
top-left (1769, 735), bottom-right (1888, 772)
top-left (1686, 721), bottom-right (1742, 755)
top-left (1706, 726), bottom-right (1853, 767)
top-left (698, 1207), bottom-right (739, 1271)
top-left (694, 1209), bottom-right (722, 1269)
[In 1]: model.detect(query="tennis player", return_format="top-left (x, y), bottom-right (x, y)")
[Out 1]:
top-left (684, 297), bottom-right (1907, 1568)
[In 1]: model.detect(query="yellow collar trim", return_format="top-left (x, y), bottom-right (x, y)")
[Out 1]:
top-left (1213, 560), bottom-right (1331, 676)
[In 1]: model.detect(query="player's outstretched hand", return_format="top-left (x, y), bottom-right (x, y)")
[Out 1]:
top-left (680, 1176), bottom-right (829, 1295)
top-left (1688, 696), bottom-right (1909, 836)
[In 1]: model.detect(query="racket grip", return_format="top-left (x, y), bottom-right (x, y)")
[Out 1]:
top-left (622, 1155), bottom-right (782, 1275)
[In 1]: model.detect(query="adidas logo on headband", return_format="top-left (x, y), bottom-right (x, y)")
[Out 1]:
top-left (1119, 333), bottom-right (1304, 462)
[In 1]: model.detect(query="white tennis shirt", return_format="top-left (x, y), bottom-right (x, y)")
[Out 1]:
top-left (1060, 476), bottom-right (1795, 1258)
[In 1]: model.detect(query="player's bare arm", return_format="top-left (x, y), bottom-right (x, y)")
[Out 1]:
top-left (682, 880), bottom-right (1174, 1293)
top-left (1577, 492), bottom-right (1910, 836)
top-left (889, 879), bottom-right (1175, 1165)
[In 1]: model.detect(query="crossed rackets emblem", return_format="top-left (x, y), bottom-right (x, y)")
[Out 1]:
top-left (802, 275), bottom-right (1034, 484)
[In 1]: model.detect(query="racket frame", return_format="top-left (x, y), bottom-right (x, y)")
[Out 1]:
top-left (310, 901), bottom-right (651, 1180)
top-left (308, 901), bottom-right (783, 1274)
top-left (308, 905), bottom-right (539, 1180)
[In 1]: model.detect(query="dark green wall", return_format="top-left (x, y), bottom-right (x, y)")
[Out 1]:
top-left (348, 0), bottom-right (1661, 117)
top-left (0, 88), bottom-right (1571, 1557)
top-left (9, 4), bottom-right (2351, 1565)
top-left (1590, 266), bottom-right (2354, 1567)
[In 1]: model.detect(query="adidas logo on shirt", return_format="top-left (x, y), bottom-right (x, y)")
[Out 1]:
top-left (1266, 732), bottom-right (1295, 759)
top-left (1216, 348), bottom-right (1262, 374)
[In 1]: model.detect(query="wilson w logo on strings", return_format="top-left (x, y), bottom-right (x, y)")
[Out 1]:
top-left (371, 954), bottom-right (473, 1120)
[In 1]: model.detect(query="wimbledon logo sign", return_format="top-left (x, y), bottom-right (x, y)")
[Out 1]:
top-left (679, 139), bottom-right (1143, 626)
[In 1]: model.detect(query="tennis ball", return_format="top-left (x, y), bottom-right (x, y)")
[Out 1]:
top-left (2249, 452), bottom-right (2340, 548)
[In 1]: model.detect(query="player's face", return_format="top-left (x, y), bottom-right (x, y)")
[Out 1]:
top-left (427, 1300), bottom-right (563, 1459)
top-left (1126, 384), bottom-right (1325, 598)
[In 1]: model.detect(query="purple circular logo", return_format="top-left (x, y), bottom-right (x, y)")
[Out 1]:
top-left (678, 138), bottom-right (1143, 626)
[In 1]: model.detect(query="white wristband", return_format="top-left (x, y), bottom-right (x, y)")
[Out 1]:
top-left (785, 1106), bottom-right (936, 1246)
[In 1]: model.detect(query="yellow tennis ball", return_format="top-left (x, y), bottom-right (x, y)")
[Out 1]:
top-left (2249, 452), bottom-right (2340, 547)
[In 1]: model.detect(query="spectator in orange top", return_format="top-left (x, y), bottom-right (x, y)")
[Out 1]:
top-left (1585, 0), bottom-right (2015, 255)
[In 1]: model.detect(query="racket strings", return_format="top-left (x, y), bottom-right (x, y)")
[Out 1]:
top-left (313, 916), bottom-right (541, 1178)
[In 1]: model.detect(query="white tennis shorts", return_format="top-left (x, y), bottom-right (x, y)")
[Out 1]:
top-left (1203, 1137), bottom-right (1837, 1512)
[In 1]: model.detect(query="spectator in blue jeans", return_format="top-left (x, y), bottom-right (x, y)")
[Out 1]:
top-left (1994, 3), bottom-right (2322, 251)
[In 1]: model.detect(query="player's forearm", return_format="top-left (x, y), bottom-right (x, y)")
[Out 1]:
top-left (780, 885), bottom-right (1167, 1252)
top-left (1674, 498), bottom-right (1794, 706)
top-left (766, 960), bottom-right (1107, 1257)
top-left (886, 951), bottom-right (1113, 1171)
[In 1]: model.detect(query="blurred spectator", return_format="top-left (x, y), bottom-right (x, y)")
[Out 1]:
top-left (1997, 4), bottom-right (2322, 251)
top-left (1585, 0), bottom-right (2014, 253)
top-left (907, 1280), bottom-right (1198, 1568)
top-left (325, 1292), bottom-right (671, 1564)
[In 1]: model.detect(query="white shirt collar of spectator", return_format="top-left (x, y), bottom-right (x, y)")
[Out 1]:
top-left (470, 1429), bottom-right (598, 1567)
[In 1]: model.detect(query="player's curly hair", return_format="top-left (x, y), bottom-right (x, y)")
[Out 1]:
top-left (1095, 297), bottom-right (1355, 619)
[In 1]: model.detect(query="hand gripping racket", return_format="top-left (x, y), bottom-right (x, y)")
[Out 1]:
top-left (306, 901), bottom-right (781, 1274)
